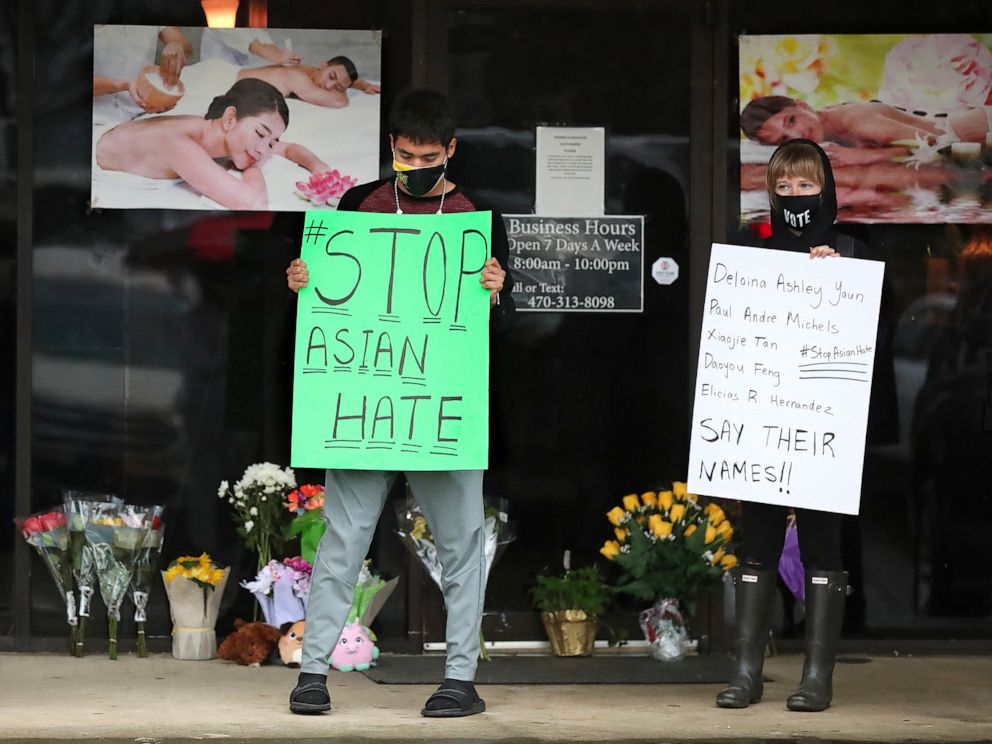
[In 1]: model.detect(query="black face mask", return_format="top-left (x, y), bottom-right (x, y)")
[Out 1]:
top-left (777, 194), bottom-right (820, 231)
top-left (394, 160), bottom-right (446, 197)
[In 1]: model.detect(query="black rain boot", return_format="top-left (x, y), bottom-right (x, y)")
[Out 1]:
top-left (787, 570), bottom-right (848, 712)
top-left (716, 567), bottom-right (777, 708)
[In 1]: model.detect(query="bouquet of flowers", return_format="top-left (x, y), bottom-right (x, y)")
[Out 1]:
top-left (218, 462), bottom-right (296, 570)
top-left (240, 556), bottom-right (312, 627)
top-left (350, 560), bottom-right (399, 628)
top-left (84, 502), bottom-right (151, 659)
top-left (128, 505), bottom-right (165, 657)
top-left (63, 491), bottom-right (120, 655)
top-left (15, 508), bottom-right (77, 652)
top-left (395, 492), bottom-right (516, 660)
top-left (162, 553), bottom-right (229, 660)
top-left (283, 484), bottom-right (326, 565)
top-left (599, 482), bottom-right (737, 661)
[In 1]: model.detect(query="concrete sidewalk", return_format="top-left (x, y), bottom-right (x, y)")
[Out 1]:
top-left (0, 652), bottom-right (989, 742)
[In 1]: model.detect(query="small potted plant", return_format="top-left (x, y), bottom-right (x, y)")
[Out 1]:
top-left (532, 566), bottom-right (613, 657)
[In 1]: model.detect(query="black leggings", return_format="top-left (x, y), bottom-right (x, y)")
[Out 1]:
top-left (740, 502), bottom-right (843, 571)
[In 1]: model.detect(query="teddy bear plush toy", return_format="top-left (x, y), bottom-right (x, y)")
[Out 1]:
top-left (329, 620), bottom-right (379, 672)
top-left (217, 619), bottom-right (281, 666)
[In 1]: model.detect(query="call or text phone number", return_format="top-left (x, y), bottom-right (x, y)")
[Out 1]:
top-left (527, 295), bottom-right (616, 309)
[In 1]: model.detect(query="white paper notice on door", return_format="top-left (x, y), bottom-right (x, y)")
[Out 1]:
top-left (535, 126), bottom-right (605, 216)
top-left (687, 243), bottom-right (885, 515)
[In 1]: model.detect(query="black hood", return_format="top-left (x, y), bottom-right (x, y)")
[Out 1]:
top-left (767, 139), bottom-right (838, 253)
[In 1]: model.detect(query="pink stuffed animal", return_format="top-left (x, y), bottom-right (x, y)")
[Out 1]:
top-left (330, 621), bottom-right (379, 672)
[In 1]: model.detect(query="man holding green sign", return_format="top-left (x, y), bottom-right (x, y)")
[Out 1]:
top-left (287, 89), bottom-right (513, 718)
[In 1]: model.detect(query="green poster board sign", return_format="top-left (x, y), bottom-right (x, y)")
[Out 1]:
top-left (291, 210), bottom-right (492, 471)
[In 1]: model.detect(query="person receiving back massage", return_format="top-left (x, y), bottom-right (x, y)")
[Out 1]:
top-left (94, 78), bottom-right (329, 210)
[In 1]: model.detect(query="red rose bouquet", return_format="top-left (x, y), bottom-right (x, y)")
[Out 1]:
top-left (16, 508), bottom-right (76, 652)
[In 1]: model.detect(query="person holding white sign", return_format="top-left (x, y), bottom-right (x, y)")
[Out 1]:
top-left (716, 139), bottom-right (864, 713)
top-left (286, 89), bottom-right (513, 718)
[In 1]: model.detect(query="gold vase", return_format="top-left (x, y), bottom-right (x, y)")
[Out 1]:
top-left (541, 610), bottom-right (598, 657)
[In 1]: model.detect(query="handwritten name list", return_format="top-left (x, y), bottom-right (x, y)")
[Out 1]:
top-left (687, 243), bottom-right (884, 515)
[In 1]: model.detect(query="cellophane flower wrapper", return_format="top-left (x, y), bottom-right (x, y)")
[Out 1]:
top-left (63, 491), bottom-right (120, 625)
top-left (349, 561), bottom-right (399, 627)
top-left (88, 503), bottom-right (151, 658)
top-left (127, 505), bottom-right (164, 657)
top-left (15, 509), bottom-right (77, 632)
top-left (240, 558), bottom-right (309, 627)
top-left (284, 509), bottom-right (325, 565)
top-left (639, 597), bottom-right (689, 662)
top-left (130, 506), bottom-right (165, 625)
top-left (394, 493), bottom-right (516, 588)
top-left (395, 493), bottom-right (515, 659)
top-left (162, 567), bottom-right (230, 660)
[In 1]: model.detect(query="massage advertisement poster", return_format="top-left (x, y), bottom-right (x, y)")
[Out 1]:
top-left (739, 33), bottom-right (992, 224)
top-left (687, 244), bottom-right (884, 515)
top-left (291, 210), bottom-right (492, 471)
top-left (91, 26), bottom-right (380, 211)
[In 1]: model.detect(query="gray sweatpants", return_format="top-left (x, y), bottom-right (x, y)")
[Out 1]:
top-left (301, 468), bottom-right (486, 681)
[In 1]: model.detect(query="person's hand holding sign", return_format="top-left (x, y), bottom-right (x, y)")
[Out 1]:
top-left (289, 256), bottom-right (504, 305)
top-left (287, 258), bottom-right (309, 292)
top-left (809, 245), bottom-right (839, 259)
top-left (480, 257), bottom-right (505, 307)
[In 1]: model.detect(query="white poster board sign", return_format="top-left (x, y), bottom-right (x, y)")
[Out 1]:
top-left (535, 126), bottom-right (605, 216)
top-left (687, 243), bottom-right (884, 515)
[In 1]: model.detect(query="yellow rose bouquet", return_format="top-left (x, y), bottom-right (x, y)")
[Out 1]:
top-left (600, 482), bottom-right (737, 606)
top-left (600, 482), bottom-right (737, 661)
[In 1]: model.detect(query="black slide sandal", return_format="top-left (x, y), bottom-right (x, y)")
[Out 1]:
top-left (289, 681), bottom-right (331, 714)
top-left (421, 684), bottom-right (486, 718)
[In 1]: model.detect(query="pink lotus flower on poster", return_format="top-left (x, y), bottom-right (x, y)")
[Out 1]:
top-left (295, 170), bottom-right (357, 207)
top-left (879, 34), bottom-right (992, 114)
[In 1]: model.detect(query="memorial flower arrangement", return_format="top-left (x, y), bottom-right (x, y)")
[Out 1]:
top-left (239, 555), bottom-right (396, 629)
top-left (283, 484), bottom-right (326, 564)
top-left (600, 482), bottom-right (737, 661)
top-left (600, 482), bottom-right (737, 602)
top-left (83, 503), bottom-right (152, 660)
top-left (64, 492), bottom-right (120, 655)
top-left (219, 462), bottom-right (296, 570)
top-left (16, 509), bottom-right (77, 651)
top-left (162, 553), bottom-right (230, 660)
top-left (240, 556), bottom-right (313, 627)
top-left (395, 493), bottom-right (516, 661)
top-left (129, 505), bottom-right (165, 657)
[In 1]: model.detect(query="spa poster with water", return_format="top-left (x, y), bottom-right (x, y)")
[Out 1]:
top-left (738, 33), bottom-right (992, 224)
top-left (91, 26), bottom-right (381, 211)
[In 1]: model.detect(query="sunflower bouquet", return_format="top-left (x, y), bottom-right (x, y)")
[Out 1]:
top-left (162, 553), bottom-right (230, 660)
